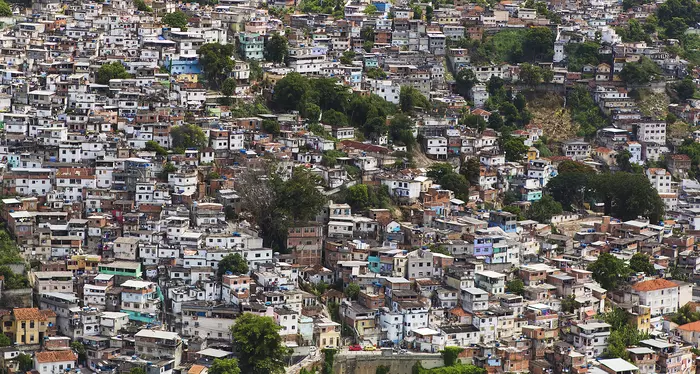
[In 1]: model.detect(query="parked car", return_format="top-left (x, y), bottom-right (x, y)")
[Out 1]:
top-left (349, 345), bottom-right (362, 351)
top-left (363, 345), bottom-right (377, 351)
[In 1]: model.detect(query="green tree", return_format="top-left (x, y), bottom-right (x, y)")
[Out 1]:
top-left (567, 85), bottom-right (608, 137)
top-left (209, 358), bottom-right (242, 374)
top-left (657, 0), bottom-right (699, 31)
top-left (604, 326), bottom-right (647, 360)
top-left (602, 307), bottom-right (631, 331)
top-left (616, 149), bottom-right (634, 172)
top-left (460, 157), bottom-right (481, 185)
top-left (389, 114), bottom-right (415, 149)
top-left (376, 366), bottom-right (390, 374)
top-left (565, 42), bottom-right (602, 72)
top-left (505, 279), bottom-right (525, 295)
top-left (95, 62), bottom-right (131, 84)
top-left (558, 160), bottom-right (595, 174)
top-left (425, 5), bottom-right (433, 23)
top-left (487, 112), bottom-right (504, 130)
top-left (134, 0), bottom-right (152, 11)
top-left (400, 86), bottom-right (430, 112)
top-left (130, 367), bottom-right (147, 374)
top-left (561, 295), bottom-right (579, 313)
top-left (629, 253), bottom-right (657, 275)
top-left (0, 0), bottom-right (11, 16)
top-left (0, 333), bottom-right (11, 347)
top-left (249, 60), bottom-right (264, 82)
top-left (519, 63), bottom-right (543, 86)
top-left (340, 50), bottom-right (356, 65)
top-left (346, 184), bottom-right (370, 211)
top-left (664, 17), bottom-right (691, 39)
top-left (198, 43), bottom-right (236, 89)
top-left (361, 26), bottom-right (375, 42)
top-left (275, 167), bottom-right (327, 222)
top-left (0, 265), bottom-right (28, 289)
top-left (221, 78), bottom-right (237, 97)
top-left (16, 353), bottom-right (33, 372)
top-left (441, 346), bottom-right (464, 367)
top-left (265, 33), bottom-right (289, 63)
top-left (502, 137), bottom-right (528, 162)
top-left (71, 341), bottom-right (87, 365)
top-left (437, 173), bottom-right (470, 200)
top-left (461, 114), bottom-right (487, 132)
top-left (230, 314), bottom-right (289, 374)
top-left (163, 10), bottom-right (188, 29)
top-left (145, 140), bottom-right (168, 156)
top-left (590, 172), bottom-right (664, 222)
top-left (321, 109), bottom-right (349, 127)
top-left (523, 27), bottom-right (555, 62)
top-left (366, 67), bottom-right (387, 79)
top-left (304, 103), bottom-right (322, 123)
top-left (321, 150), bottom-right (346, 167)
top-left (412, 5), bottom-right (422, 19)
top-left (217, 253), bottom-right (249, 277)
top-left (617, 19), bottom-right (650, 43)
top-left (427, 163), bottom-right (470, 200)
top-left (272, 72), bottom-right (311, 112)
top-left (455, 69), bottom-right (477, 98)
top-left (171, 124), bottom-right (207, 152)
top-left (674, 76), bottom-right (696, 101)
top-left (364, 3), bottom-right (377, 13)
top-left (526, 195), bottom-right (563, 223)
top-left (502, 205), bottom-right (524, 220)
top-left (262, 119), bottom-right (280, 136)
top-left (344, 283), bottom-right (360, 300)
top-left (237, 166), bottom-right (327, 251)
top-left (541, 68), bottom-right (554, 84)
top-left (587, 253), bottom-right (632, 290)
top-left (620, 57), bottom-right (662, 85)
top-left (427, 163), bottom-right (455, 183)
top-left (311, 78), bottom-right (351, 112)
top-left (672, 303), bottom-right (700, 325)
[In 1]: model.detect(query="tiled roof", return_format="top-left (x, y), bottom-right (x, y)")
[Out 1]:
top-left (13, 308), bottom-right (48, 321)
top-left (35, 351), bottom-right (77, 363)
top-left (631, 279), bottom-right (679, 292)
top-left (678, 320), bottom-right (700, 332)
top-left (40, 309), bottom-right (57, 318)
top-left (188, 365), bottom-right (207, 374)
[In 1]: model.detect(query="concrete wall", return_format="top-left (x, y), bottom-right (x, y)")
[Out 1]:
top-left (333, 353), bottom-right (444, 374)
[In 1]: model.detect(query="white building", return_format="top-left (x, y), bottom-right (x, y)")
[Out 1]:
top-left (646, 168), bottom-right (678, 210)
top-left (34, 351), bottom-right (77, 374)
top-left (637, 120), bottom-right (666, 144)
top-left (631, 278), bottom-right (681, 317)
top-left (570, 321), bottom-right (611, 358)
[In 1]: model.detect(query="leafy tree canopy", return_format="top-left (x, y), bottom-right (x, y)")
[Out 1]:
top-left (162, 10), bottom-right (189, 29)
top-left (629, 253), bottom-right (657, 276)
top-left (230, 314), bottom-right (288, 374)
top-left (217, 253), bottom-right (249, 278)
top-left (620, 56), bottom-right (662, 85)
top-left (209, 358), bottom-right (241, 374)
top-left (526, 195), bottom-right (563, 223)
top-left (198, 43), bottom-right (236, 89)
top-left (400, 86), bottom-right (430, 112)
top-left (171, 124), bottom-right (208, 153)
top-left (96, 62), bottom-right (131, 85)
top-left (265, 33), bottom-right (289, 63)
top-left (587, 253), bottom-right (631, 290)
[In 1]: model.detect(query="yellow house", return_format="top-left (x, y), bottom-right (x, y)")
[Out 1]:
top-left (527, 147), bottom-right (540, 162)
top-left (1, 308), bottom-right (56, 346)
top-left (628, 305), bottom-right (651, 334)
top-left (314, 319), bottom-right (341, 348)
